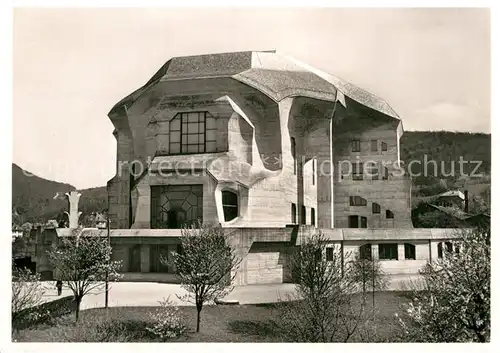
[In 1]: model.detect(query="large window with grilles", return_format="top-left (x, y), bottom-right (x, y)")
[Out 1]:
top-left (169, 112), bottom-right (217, 155)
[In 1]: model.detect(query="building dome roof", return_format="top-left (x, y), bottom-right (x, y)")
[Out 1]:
top-left (109, 50), bottom-right (400, 120)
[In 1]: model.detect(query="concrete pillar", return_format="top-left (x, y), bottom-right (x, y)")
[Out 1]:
top-left (140, 244), bottom-right (150, 273)
top-left (429, 240), bottom-right (439, 263)
top-left (371, 243), bottom-right (379, 260)
top-left (315, 118), bottom-right (334, 228)
top-left (131, 182), bottom-right (151, 229)
top-left (65, 191), bottom-right (82, 229)
top-left (398, 243), bottom-right (405, 261)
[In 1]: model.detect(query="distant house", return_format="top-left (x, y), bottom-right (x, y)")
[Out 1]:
top-left (435, 190), bottom-right (465, 208)
top-left (95, 213), bottom-right (108, 229)
top-left (413, 202), bottom-right (490, 229)
top-left (12, 224), bottom-right (23, 241)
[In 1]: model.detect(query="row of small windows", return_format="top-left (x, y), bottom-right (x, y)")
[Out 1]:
top-left (356, 243), bottom-right (416, 261)
top-left (325, 243), bottom-right (416, 262)
top-left (349, 197), bottom-right (394, 218)
top-left (351, 139), bottom-right (388, 153)
top-left (325, 242), bottom-right (461, 263)
top-left (351, 162), bottom-right (389, 181)
top-left (291, 203), bottom-right (316, 226)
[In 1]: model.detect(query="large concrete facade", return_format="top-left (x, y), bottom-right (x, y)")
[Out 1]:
top-left (35, 51), bottom-right (460, 286)
top-left (107, 51), bottom-right (410, 231)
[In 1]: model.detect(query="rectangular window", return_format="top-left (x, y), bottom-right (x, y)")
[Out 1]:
top-left (326, 247), bottom-right (334, 262)
top-left (352, 162), bottom-right (363, 181)
top-left (169, 112), bottom-right (217, 155)
top-left (372, 203), bottom-right (381, 214)
top-left (382, 166), bottom-right (389, 180)
top-left (359, 244), bottom-right (372, 260)
top-left (371, 140), bottom-right (378, 152)
top-left (301, 205), bottom-right (306, 225)
top-left (351, 140), bottom-right (361, 152)
top-left (348, 215), bottom-right (359, 228)
top-left (311, 208), bottom-right (316, 226)
top-left (367, 164), bottom-right (379, 180)
top-left (404, 243), bottom-right (416, 260)
top-left (350, 196), bottom-right (367, 206)
top-left (150, 185), bottom-right (203, 229)
top-left (360, 216), bottom-right (367, 228)
top-left (379, 243), bottom-right (398, 260)
top-left (291, 203), bottom-right (297, 224)
top-left (149, 244), bottom-right (170, 273)
top-left (381, 141), bottom-right (388, 151)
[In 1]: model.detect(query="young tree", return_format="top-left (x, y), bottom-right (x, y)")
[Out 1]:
top-left (273, 233), bottom-right (366, 342)
top-left (11, 264), bottom-right (45, 326)
top-left (47, 227), bottom-right (122, 322)
top-left (397, 227), bottom-right (490, 342)
top-left (164, 222), bottom-right (240, 333)
top-left (351, 251), bottom-right (388, 305)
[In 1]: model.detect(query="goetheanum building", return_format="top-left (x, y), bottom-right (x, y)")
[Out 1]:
top-left (107, 50), bottom-right (412, 231)
top-left (36, 51), bottom-right (460, 285)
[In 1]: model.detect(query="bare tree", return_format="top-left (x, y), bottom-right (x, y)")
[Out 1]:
top-left (163, 222), bottom-right (240, 333)
top-left (397, 227), bottom-right (490, 342)
top-left (273, 232), bottom-right (366, 342)
top-left (11, 264), bottom-right (45, 327)
top-left (351, 252), bottom-right (388, 305)
top-left (47, 227), bottom-right (123, 322)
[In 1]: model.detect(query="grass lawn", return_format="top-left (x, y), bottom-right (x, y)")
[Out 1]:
top-left (13, 291), bottom-right (410, 342)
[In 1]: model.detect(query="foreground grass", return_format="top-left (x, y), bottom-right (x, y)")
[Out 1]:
top-left (13, 291), bottom-right (410, 342)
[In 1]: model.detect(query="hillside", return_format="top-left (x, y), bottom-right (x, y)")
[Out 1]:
top-left (12, 164), bottom-right (107, 224)
top-left (11, 130), bottom-right (491, 224)
top-left (400, 131), bottom-right (491, 180)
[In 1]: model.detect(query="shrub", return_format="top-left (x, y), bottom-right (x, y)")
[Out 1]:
top-left (146, 297), bottom-right (187, 341)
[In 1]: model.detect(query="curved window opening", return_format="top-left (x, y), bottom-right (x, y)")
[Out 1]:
top-left (222, 191), bottom-right (238, 222)
top-left (372, 203), bottom-right (381, 214)
top-left (386, 210), bottom-right (394, 219)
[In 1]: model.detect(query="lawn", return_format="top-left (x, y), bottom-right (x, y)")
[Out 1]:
top-left (13, 291), bottom-right (410, 342)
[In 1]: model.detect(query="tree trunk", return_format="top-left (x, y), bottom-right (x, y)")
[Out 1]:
top-left (75, 296), bottom-right (81, 322)
top-left (196, 304), bottom-right (202, 333)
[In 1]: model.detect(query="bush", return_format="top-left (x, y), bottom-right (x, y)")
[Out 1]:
top-left (146, 297), bottom-right (187, 341)
top-left (61, 315), bottom-right (134, 342)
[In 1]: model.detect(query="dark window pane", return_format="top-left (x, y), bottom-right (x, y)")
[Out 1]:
top-left (352, 140), bottom-right (361, 152)
top-left (372, 203), bottom-right (381, 214)
top-left (222, 191), bottom-right (238, 222)
top-left (371, 140), bottom-right (378, 152)
top-left (378, 243), bottom-right (398, 260)
top-left (404, 243), bottom-right (416, 260)
top-left (326, 247), bottom-right (334, 261)
top-left (359, 244), bottom-right (372, 260)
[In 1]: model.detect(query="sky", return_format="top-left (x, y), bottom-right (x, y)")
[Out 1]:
top-left (12, 8), bottom-right (491, 189)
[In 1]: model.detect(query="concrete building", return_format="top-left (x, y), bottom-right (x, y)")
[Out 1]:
top-left (36, 51), bottom-right (460, 285)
